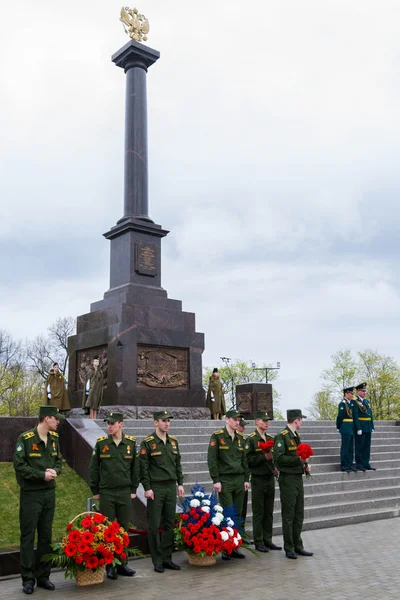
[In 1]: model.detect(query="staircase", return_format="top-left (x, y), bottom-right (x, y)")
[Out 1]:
top-left (96, 419), bottom-right (400, 533)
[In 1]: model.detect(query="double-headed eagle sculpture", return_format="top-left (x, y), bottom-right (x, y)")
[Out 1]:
top-left (120, 7), bottom-right (149, 42)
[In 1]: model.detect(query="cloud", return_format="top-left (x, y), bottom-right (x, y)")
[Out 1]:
top-left (1, 1), bottom-right (400, 415)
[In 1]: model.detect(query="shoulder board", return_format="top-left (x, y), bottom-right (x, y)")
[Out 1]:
top-left (248, 432), bottom-right (257, 437)
top-left (144, 435), bottom-right (154, 442)
top-left (281, 429), bottom-right (289, 436)
top-left (237, 431), bottom-right (244, 437)
top-left (97, 435), bottom-right (108, 442)
top-left (266, 433), bottom-right (274, 440)
top-left (213, 430), bottom-right (224, 434)
top-left (125, 434), bottom-right (136, 441)
top-left (23, 431), bottom-right (35, 440)
top-left (49, 431), bottom-right (59, 437)
top-left (168, 435), bottom-right (177, 440)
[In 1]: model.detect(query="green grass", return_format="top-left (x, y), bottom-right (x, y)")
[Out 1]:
top-left (0, 462), bottom-right (92, 549)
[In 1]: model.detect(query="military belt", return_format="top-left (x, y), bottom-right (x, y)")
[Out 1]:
top-left (342, 419), bottom-right (353, 422)
top-left (359, 417), bottom-right (371, 421)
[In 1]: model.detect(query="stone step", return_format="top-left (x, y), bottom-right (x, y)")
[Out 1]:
top-left (271, 506), bottom-right (400, 535)
top-left (97, 419), bottom-right (397, 426)
top-left (257, 493), bottom-right (400, 523)
top-left (183, 465), bottom-right (400, 488)
top-left (120, 428), bottom-right (400, 441)
top-left (139, 438), bottom-right (400, 453)
top-left (180, 455), bottom-right (399, 474)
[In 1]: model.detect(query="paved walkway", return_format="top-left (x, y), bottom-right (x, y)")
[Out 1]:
top-left (2, 519), bottom-right (400, 599)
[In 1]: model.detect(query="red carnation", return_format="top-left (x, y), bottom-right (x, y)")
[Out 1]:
top-left (258, 440), bottom-right (274, 453)
top-left (81, 516), bottom-right (93, 528)
top-left (81, 531), bottom-right (94, 545)
top-left (296, 443), bottom-right (314, 460)
top-left (68, 530), bottom-right (81, 543)
top-left (114, 540), bottom-right (123, 554)
top-left (66, 523), bottom-right (73, 531)
top-left (104, 528), bottom-right (117, 543)
top-left (120, 552), bottom-right (127, 561)
top-left (64, 543), bottom-right (77, 557)
top-left (93, 513), bottom-right (106, 524)
top-left (75, 555), bottom-right (84, 564)
top-left (77, 542), bottom-right (89, 554)
top-left (86, 556), bottom-right (99, 569)
top-left (123, 534), bottom-right (130, 547)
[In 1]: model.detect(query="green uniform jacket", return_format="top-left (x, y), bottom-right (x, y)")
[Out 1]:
top-left (274, 427), bottom-right (303, 474)
top-left (245, 430), bottom-right (276, 475)
top-left (207, 427), bottom-right (250, 483)
top-left (44, 370), bottom-right (71, 411)
top-left (353, 397), bottom-right (374, 432)
top-left (139, 432), bottom-right (183, 491)
top-left (336, 400), bottom-right (355, 435)
top-left (13, 427), bottom-right (63, 491)
top-left (89, 433), bottom-right (138, 494)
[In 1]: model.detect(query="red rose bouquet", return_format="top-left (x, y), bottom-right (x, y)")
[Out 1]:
top-left (258, 440), bottom-right (274, 453)
top-left (43, 512), bottom-right (135, 580)
top-left (174, 486), bottom-right (243, 559)
top-left (296, 443), bottom-right (314, 477)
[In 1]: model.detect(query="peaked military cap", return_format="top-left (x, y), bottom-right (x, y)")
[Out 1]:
top-left (226, 409), bottom-right (241, 418)
top-left (343, 386), bottom-right (355, 394)
top-left (39, 405), bottom-right (65, 420)
top-left (153, 410), bottom-right (173, 420)
top-left (239, 417), bottom-right (250, 426)
top-left (104, 411), bottom-right (124, 423)
top-left (287, 409), bottom-right (307, 420)
top-left (255, 411), bottom-right (272, 420)
top-left (355, 382), bottom-right (367, 391)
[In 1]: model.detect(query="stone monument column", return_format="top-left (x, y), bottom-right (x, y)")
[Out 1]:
top-left (68, 18), bottom-right (206, 418)
top-left (115, 41), bottom-right (159, 222)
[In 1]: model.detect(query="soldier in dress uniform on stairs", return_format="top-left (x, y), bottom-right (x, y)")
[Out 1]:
top-left (353, 382), bottom-right (376, 471)
top-left (336, 387), bottom-right (356, 472)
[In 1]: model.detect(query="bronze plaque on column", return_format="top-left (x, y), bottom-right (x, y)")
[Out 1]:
top-left (137, 345), bottom-right (188, 388)
top-left (135, 241), bottom-right (157, 276)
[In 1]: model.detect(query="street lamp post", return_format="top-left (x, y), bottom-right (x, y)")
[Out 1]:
top-left (220, 356), bottom-right (236, 409)
top-left (251, 361), bottom-right (281, 383)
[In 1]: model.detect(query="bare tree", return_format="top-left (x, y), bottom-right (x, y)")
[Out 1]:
top-left (0, 330), bottom-right (24, 398)
top-left (48, 317), bottom-right (75, 374)
top-left (26, 317), bottom-right (76, 380)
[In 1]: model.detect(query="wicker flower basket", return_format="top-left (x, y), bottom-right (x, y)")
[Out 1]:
top-left (187, 553), bottom-right (217, 567)
top-left (75, 565), bottom-right (105, 587)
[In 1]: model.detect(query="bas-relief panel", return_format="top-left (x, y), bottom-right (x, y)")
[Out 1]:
top-left (137, 345), bottom-right (188, 389)
top-left (256, 391), bottom-right (273, 415)
top-left (237, 392), bottom-right (252, 414)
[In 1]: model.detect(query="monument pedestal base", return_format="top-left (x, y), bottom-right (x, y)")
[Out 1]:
top-left (236, 383), bottom-right (274, 419)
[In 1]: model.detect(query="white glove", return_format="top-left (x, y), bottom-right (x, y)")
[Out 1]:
top-left (357, 430), bottom-right (362, 435)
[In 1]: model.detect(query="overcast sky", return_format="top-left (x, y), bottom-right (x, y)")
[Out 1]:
top-left (2, 1), bottom-right (400, 416)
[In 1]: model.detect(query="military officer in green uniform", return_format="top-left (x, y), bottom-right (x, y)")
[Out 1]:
top-left (245, 411), bottom-right (281, 552)
top-left (207, 408), bottom-right (250, 559)
top-left (353, 382), bottom-right (376, 471)
top-left (13, 406), bottom-right (64, 595)
top-left (274, 409), bottom-right (313, 560)
top-left (336, 387), bottom-right (356, 472)
top-left (140, 410), bottom-right (184, 574)
top-left (89, 411), bottom-right (138, 579)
